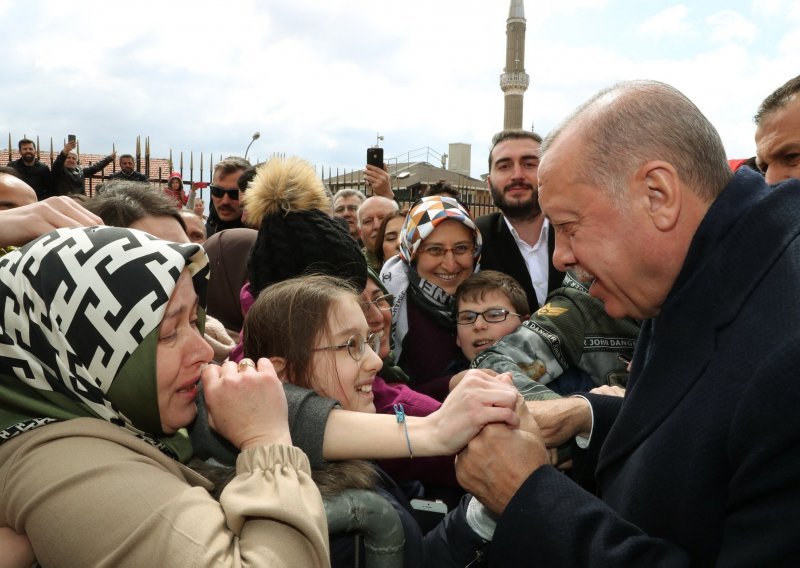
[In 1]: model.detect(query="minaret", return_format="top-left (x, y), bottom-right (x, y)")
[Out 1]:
top-left (500, 0), bottom-right (529, 130)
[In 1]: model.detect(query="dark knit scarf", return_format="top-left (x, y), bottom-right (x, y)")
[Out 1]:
top-left (406, 266), bottom-right (457, 332)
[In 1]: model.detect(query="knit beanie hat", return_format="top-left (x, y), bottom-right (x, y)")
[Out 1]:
top-left (399, 195), bottom-right (482, 264)
top-left (245, 156), bottom-right (367, 297)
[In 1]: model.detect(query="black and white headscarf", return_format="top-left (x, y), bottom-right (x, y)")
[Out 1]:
top-left (0, 226), bottom-right (208, 461)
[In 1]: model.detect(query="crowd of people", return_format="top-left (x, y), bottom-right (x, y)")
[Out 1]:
top-left (1, 73), bottom-right (799, 567)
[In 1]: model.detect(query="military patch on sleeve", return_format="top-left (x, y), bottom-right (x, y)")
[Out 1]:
top-left (536, 303), bottom-right (569, 317)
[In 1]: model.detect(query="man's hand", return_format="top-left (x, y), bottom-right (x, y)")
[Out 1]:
top-left (0, 197), bottom-right (103, 248)
top-left (456, 396), bottom-right (549, 515)
top-left (364, 164), bottom-right (393, 198)
top-left (526, 397), bottom-right (593, 447)
top-left (590, 384), bottom-right (625, 397)
top-left (62, 139), bottom-right (77, 155)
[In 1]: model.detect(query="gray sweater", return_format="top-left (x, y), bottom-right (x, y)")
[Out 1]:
top-left (190, 383), bottom-right (338, 469)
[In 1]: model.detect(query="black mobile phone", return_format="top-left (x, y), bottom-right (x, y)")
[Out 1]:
top-left (67, 134), bottom-right (76, 143)
top-left (367, 147), bottom-right (384, 168)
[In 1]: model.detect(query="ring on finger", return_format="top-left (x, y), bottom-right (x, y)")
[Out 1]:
top-left (237, 358), bottom-right (256, 372)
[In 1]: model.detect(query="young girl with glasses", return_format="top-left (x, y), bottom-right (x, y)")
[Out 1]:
top-left (242, 273), bottom-right (504, 567)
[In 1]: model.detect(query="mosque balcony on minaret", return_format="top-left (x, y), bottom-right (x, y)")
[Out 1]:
top-left (500, 71), bottom-right (530, 93)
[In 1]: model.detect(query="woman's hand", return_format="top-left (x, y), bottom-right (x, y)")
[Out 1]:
top-left (423, 370), bottom-right (519, 455)
top-left (201, 358), bottom-right (292, 450)
top-left (0, 197), bottom-right (103, 248)
top-left (449, 368), bottom-right (498, 392)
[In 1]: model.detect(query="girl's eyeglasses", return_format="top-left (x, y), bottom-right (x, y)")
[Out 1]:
top-left (312, 332), bottom-right (381, 361)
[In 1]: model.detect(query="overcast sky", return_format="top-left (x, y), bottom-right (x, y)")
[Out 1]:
top-left (1, 0), bottom-right (797, 178)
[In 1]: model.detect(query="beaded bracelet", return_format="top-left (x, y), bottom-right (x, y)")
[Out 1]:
top-left (393, 403), bottom-right (413, 459)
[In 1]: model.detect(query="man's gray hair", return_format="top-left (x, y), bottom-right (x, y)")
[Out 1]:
top-left (542, 80), bottom-right (731, 205)
top-left (333, 188), bottom-right (365, 205)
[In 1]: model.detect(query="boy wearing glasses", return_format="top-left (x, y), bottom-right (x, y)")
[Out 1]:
top-left (455, 270), bottom-right (529, 362)
top-left (455, 270), bottom-right (639, 397)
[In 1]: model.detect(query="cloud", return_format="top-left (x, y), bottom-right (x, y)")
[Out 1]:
top-left (706, 10), bottom-right (758, 45)
top-left (0, 0), bottom-right (796, 176)
top-left (637, 5), bottom-right (691, 39)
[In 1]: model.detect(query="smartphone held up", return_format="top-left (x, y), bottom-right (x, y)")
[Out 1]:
top-left (367, 147), bottom-right (384, 169)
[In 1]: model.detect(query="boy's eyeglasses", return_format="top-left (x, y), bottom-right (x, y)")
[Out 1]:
top-left (456, 308), bottom-right (522, 325)
top-left (210, 185), bottom-right (239, 200)
top-left (312, 332), bottom-right (381, 361)
top-left (361, 294), bottom-right (394, 313)
top-left (419, 243), bottom-right (474, 257)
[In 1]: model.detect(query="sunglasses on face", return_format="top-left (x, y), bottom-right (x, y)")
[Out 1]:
top-left (210, 185), bottom-right (239, 200)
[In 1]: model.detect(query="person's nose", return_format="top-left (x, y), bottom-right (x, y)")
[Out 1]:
top-left (440, 250), bottom-right (459, 271)
top-left (510, 161), bottom-right (526, 181)
top-left (473, 314), bottom-right (489, 331)
top-left (552, 235), bottom-right (576, 272)
top-left (363, 341), bottom-right (383, 373)
top-left (189, 325), bottom-right (214, 365)
top-left (765, 165), bottom-right (790, 186)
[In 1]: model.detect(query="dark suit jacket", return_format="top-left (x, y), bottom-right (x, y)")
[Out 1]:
top-left (489, 170), bottom-right (800, 565)
top-left (475, 212), bottom-right (564, 311)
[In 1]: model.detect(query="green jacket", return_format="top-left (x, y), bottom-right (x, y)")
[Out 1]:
top-left (473, 272), bottom-right (639, 399)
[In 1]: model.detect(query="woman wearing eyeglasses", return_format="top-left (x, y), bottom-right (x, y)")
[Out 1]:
top-left (379, 196), bottom-right (483, 402)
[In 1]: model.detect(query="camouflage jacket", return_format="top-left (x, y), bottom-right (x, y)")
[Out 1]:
top-left (473, 272), bottom-right (640, 400)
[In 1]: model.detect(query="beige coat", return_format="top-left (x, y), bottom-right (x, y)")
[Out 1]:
top-left (0, 418), bottom-right (329, 567)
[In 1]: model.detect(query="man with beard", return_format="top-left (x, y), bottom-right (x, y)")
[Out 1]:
top-left (477, 130), bottom-right (564, 310)
top-left (205, 156), bottom-right (251, 238)
top-left (107, 154), bottom-right (148, 183)
top-left (8, 139), bottom-right (52, 200)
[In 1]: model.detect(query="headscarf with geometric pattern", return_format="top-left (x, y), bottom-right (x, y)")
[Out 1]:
top-left (0, 226), bottom-right (209, 462)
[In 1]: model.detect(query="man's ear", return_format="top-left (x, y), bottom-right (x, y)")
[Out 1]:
top-left (637, 161), bottom-right (681, 232)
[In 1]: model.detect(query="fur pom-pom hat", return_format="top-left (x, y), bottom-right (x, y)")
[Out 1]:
top-left (242, 156), bottom-right (331, 228)
top-left (245, 156), bottom-right (367, 297)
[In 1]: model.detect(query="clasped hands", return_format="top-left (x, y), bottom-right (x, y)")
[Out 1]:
top-left (455, 392), bottom-right (593, 516)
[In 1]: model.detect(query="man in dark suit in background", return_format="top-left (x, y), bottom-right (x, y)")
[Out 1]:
top-left (477, 130), bottom-right (563, 311)
top-left (457, 80), bottom-right (800, 564)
